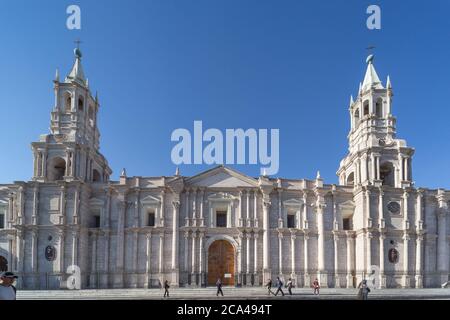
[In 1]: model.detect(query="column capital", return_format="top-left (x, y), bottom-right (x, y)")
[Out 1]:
top-left (278, 232), bottom-right (284, 239)
top-left (184, 231), bottom-right (190, 238)
top-left (172, 201), bottom-right (180, 210)
top-left (263, 201), bottom-right (271, 208)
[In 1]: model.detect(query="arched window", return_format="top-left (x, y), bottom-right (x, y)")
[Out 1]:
top-left (64, 93), bottom-right (72, 112)
top-left (78, 97), bottom-right (84, 111)
top-left (363, 100), bottom-right (369, 116)
top-left (380, 162), bottom-right (395, 187)
top-left (0, 256), bottom-right (7, 272)
top-left (376, 98), bottom-right (383, 118)
top-left (88, 106), bottom-right (94, 127)
top-left (346, 172), bottom-right (355, 186)
top-left (92, 169), bottom-right (101, 182)
top-left (47, 157), bottom-right (66, 181)
top-left (354, 109), bottom-right (360, 125)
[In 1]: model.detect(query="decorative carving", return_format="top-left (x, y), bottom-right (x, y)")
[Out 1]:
top-left (387, 201), bottom-right (401, 214)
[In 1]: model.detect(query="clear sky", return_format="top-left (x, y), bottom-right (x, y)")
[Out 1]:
top-left (0, 0), bottom-right (449, 188)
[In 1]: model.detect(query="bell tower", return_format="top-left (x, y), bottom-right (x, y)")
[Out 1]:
top-left (337, 55), bottom-right (414, 188)
top-left (31, 46), bottom-right (112, 183)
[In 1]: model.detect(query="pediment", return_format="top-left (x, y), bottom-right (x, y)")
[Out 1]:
top-left (208, 192), bottom-right (238, 201)
top-left (283, 198), bottom-right (304, 207)
top-left (186, 166), bottom-right (258, 188)
top-left (141, 195), bottom-right (161, 205)
top-left (89, 197), bottom-right (104, 207)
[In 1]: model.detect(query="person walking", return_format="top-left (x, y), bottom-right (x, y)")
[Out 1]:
top-left (266, 279), bottom-right (273, 296)
top-left (274, 277), bottom-right (285, 296)
top-left (216, 277), bottom-right (224, 297)
top-left (286, 278), bottom-right (293, 295)
top-left (357, 279), bottom-right (371, 300)
top-left (0, 272), bottom-right (18, 300)
top-left (312, 278), bottom-right (320, 295)
top-left (163, 280), bottom-right (170, 298)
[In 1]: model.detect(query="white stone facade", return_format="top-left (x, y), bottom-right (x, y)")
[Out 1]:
top-left (0, 50), bottom-right (449, 289)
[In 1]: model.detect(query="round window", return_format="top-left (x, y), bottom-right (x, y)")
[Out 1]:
top-left (387, 201), bottom-right (401, 214)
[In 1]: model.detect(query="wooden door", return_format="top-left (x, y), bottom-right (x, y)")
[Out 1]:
top-left (208, 240), bottom-right (234, 286)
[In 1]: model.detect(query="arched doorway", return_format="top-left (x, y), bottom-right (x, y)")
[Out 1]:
top-left (208, 240), bottom-right (235, 286)
top-left (0, 256), bottom-right (7, 272)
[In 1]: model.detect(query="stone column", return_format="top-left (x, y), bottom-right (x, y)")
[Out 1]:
top-left (159, 190), bottom-right (165, 227)
top-left (278, 232), bottom-right (283, 275)
top-left (131, 230), bottom-right (138, 288)
top-left (115, 201), bottom-right (125, 287)
top-left (171, 201), bottom-right (180, 285)
top-left (90, 232), bottom-right (98, 288)
top-left (436, 190), bottom-right (448, 284)
top-left (185, 190), bottom-right (190, 227)
top-left (238, 190), bottom-right (243, 227)
top-left (145, 232), bottom-right (152, 288)
top-left (57, 230), bottom-right (64, 274)
top-left (184, 231), bottom-right (189, 273)
top-left (415, 190), bottom-right (424, 288)
top-left (191, 231), bottom-right (196, 281)
top-left (192, 188), bottom-right (197, 226)
top-left (253, 233), bottom-right (259, 284)
top-left (254, 191), bottom-right (259, 227)
top-left (303, 232), bottom-right (310, 287)
top-left (378, 189), bottom-right (385, 229)
top-left (71, 230), bottom-right (78, 268)
top-left (379, 233), bottom-right (386, 288)
top-left (316, 196), bottom-right (327, 286)
top-left (246, 232), bottom-right (251, 275)
top-left (159, 232), bottom-right (164, 280)
top-left (31, 230), bottom-right (38, 273)
top-left (346, 232), bottom-right (354, 288)
top-left (32, 184), bottom-right (39, 225)
top-left (199, 232), bottom-right (204, 286)
top-left (333, 232), bottom-right (340, 287)
top-left (290, 233), bottom-right (296, 279)
top-left (302, 192), bottom-right (308, 229)
top-left (371, 154), bottom-right (376, 181)
top-left (278, 190), bottom-right (283, 228)
top-left (366, 232), bottom-right (372, 276)
top-left (246, 190), bottom-right (250, 227)
top-left (262, 199), bottom-right (271, 282)
top-left (237, 233), bottom-right (243, 286)
top-left (199, 190), bottom-right (205, 227)
top-left (402, 233), bottom-right (410, 287)
top-left (376, 156), bottom-right (381, 180)
top-left (103, 230), bottom-right (110, 288)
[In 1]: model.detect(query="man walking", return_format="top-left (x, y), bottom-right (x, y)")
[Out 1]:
top-left (357, 279), bottom-right (371, 300)
top-left (0, 272), bottom-right (18, 300)
top-left (274, 277), bottom-right (285, 296)
top-left (286, 278), bottom-right (293, 295)
top-left (266, 279), bottom-right (273, 296)
top-left (163, 280), bottom-right (170, 298)
top-left (216, 277), bottom-right (224, 297)
top-left (312, 278), bottom-right (320, 295)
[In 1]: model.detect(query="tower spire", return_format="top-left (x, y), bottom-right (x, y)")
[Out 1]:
top-left (66, 40), bottom-right (86, 85)
top-left (362, 54), bottom-right (383, 91)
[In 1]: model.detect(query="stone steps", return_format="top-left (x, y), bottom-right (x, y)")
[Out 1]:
top-left (16, 288), bottom-right (450, 300)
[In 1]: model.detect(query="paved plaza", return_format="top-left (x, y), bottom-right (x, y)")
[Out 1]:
top-left (16, 287), bottom-right (450, 300)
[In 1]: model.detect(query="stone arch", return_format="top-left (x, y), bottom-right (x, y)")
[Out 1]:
top-left (346, 172), bottom-right (355, 186)
top-left (92, 169), bottom-right (101, 182)
top-left (205, 235), bottom-right (239, 286)
top-left (375, 98), bottom-right (383, 118)
top-left (380, 162), bottom-right (395, 187)
top-left (78, 96), bottom-right (84, 111)
top-left (0, 256), bottom-right (7, 272)
top-left (363, 100), bottom-right (370, 116)
top-left (47, 157), bottom-right (66, 181)
top-left (63, 91), bottom-right (72, 112)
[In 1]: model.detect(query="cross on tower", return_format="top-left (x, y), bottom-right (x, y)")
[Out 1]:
top-left (74, 38), bottom-right (82, 49)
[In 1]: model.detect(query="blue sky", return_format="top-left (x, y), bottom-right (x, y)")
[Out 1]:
top-left (0, 0), bottom-right (449, 188)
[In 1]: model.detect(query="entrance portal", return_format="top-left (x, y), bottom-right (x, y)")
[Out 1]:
top-left (207, 240), bottom-right (235, 286)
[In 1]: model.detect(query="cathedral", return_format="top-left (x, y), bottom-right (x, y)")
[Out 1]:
top-left (0, 49), bottom-right (448, 290)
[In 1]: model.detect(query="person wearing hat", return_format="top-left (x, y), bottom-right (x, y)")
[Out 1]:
top-left (0, 272), bottom-right (18, 300)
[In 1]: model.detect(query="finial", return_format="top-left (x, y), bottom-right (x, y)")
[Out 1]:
top-left (55, 68), bottom-right (59, 82)
top-left (262, 168), bottom-right (268, 177)
top-left (175, 167), bottom-right (180, 176)
top-left (366, 54), bottom-right (375, 65)
top-left (95, 91), bottom-right (98, 103)
top-left (74, 39), bottom-right (83, 59)
top-left (121, 168), bottom-right (127, 177)
top-left (358, 82), bottom-right (362, 95)
top-left (386, 75), bottom-right (392, 89)
top-left (350, 95), bottom-right (354, 106)
top-left (316, 171), bottom-right (321, 179)
top-left (86, 78), bottom-right (89, 88)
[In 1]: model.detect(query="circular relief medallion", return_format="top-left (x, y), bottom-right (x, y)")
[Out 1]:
top-left (388, 248), bottom-right (399, 264)
top-left (387, 201), bottom-right (401, 214)
top-left (45, 245), bottom-right (57, 261)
